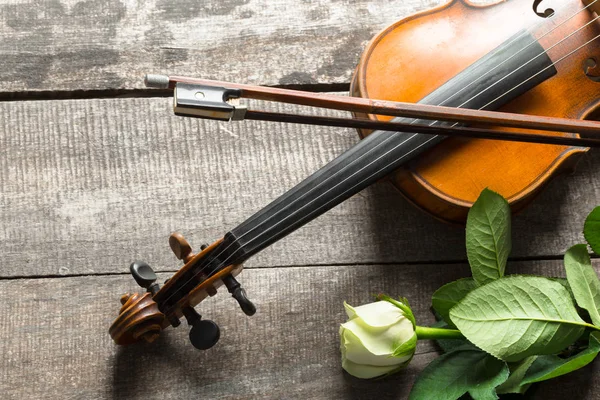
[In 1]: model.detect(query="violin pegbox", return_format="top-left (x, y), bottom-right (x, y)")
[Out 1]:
top-left (168, 232), bottom-right (257, 317)
top-left (164, 232), bottom-right (255, 349)
top-left (109, 233), bottom-right (256, 350)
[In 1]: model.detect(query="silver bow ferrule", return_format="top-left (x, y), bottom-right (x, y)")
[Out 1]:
top-left (173, 83), bottom-right (247, 121)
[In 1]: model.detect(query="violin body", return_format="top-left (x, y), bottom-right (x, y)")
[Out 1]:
top-left (352, 0), bottom-right (600, 223)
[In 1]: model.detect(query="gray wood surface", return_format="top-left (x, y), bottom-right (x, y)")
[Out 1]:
top-left (0, 0), bottom-right (449, 92)
top-left (2, 0), bottom-right (599, 398)
top-left (1, 260), bottom-right (598, 400)
top-left (1, 96), bottom-right (598, 277)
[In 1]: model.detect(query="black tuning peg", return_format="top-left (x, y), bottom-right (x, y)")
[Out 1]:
top-left (223, 275), bottom-right (256, 316)
top-left (130, 261), bottom-right (160, 295)
top-left (182, 307), bottom-right (220, 350)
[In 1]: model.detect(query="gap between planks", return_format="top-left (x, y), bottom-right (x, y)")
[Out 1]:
top-left (0, 255), bottom-right (594, 281)
top-left (4, 254), bottom-right (596, 282)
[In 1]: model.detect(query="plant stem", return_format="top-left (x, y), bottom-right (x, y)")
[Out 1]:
top-left (415, 326), bottom-right (465, 340)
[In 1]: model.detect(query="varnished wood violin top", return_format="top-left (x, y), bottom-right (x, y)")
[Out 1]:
top-left (352, 0), bottom-right (600, 223)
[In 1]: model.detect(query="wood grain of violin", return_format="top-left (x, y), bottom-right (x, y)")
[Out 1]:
top-left (110, 0), bottom-right (600, 349)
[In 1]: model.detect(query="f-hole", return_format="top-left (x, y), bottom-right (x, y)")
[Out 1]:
top-left (533, 0), bottom-right (555, 18)
top-left (584, 58), bottom-right (600, 82)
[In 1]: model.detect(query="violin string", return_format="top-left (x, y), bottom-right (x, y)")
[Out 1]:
top-left (203, 5), bottom-right (592, 262)
top-left (209, 6), bottom-right (596, 265)
top-left (187, 5), bottom-right (598, 294)
top-left (446, 12), bottom-right (600, 116)
top-left (437, 0), bottom-right (580, 108)
top-left (482, 31), bottom-right (600, 113)
top-left (161, 2), bottom-right (599, 307)
top-left (422, 7), bottom-right (600, 134)
top-left (165, 2), bottom-right (596, 306)
top-left (209, 33), bottom-right (600, 282)
top-left (208, 14), bottom-right (600, 275)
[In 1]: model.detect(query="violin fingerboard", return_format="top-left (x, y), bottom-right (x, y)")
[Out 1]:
top-left (226, 30), bottom-right (556, 263)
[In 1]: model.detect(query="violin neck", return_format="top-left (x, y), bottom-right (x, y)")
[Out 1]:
top-left (222, 30), bottom-right (556, 265)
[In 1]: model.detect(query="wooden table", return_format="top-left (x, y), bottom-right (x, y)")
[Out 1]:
top-left (1, 0), bottom-right (599, 398)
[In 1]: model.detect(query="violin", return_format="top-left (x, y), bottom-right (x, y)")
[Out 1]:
top-left (110, 0), bottom-right (600, 349)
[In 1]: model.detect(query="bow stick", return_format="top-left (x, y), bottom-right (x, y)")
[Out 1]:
top-left (145, 74), bottom-right (600, 148)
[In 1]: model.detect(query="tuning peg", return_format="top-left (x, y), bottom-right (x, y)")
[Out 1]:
top-left (181, 306), bottom-right (220, 350)
top-left (130, 261), bottom-right (160, 295)
top-left (169, 232), bottom-right (194, 264)
top-left (223, 275), bottom-right (256, 316)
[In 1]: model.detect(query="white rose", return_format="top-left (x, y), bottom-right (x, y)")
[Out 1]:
top-left (340, 300), bottom-right (416, 379)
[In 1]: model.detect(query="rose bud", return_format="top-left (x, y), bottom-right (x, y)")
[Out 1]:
top-left (340, 300), bottom-right (416, 379)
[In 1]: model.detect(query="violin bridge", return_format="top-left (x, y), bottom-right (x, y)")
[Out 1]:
top-left (173, 82), bottom-right (247, 121)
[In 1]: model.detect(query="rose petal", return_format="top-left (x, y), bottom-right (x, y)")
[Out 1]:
top-left (342, 316), bottom-right (414, 355)
top-left (341, 320), bottom-right (413, 366)
top-left (342, 358), bottom-right (400, 379)
top-left (343, 301), bottom-right (358, 320)
top-left (345, 301), bottom-right (405, 328)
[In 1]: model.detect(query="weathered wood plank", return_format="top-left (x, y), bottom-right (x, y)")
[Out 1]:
top-left (1, 260), bottom-right (597, 399)
top-left (0, 0), bottom-right (447, 92)
top-left (1, 97), bottom-right (599, 277)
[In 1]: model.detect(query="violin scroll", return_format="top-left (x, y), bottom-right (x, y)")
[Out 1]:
top-left (110, 261), bottom-right (166, 345)
top-left (109, 292), bottom-right (166, 345)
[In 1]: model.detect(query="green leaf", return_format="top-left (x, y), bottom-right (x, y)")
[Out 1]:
top-left (551, 277), bottom-right (574, 299)
top-left (450, 276), bottom-right (588, 362)
top-left (432, 278), bottom-right (478, 327)
top-left (584, 206), bottom-right (600, 255)
top-left (437, 337), bottom-right (477, 355)
top-left (522, 332), bottom-right (600, 385)
top-left (466, 188), bottom-right (511, 286)
top-left (495, 356), bottom-right (537, 395)
top-left (408, 346), bottom-right (509, 400)
top-left (564, 244), bottom-right (600, 326)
